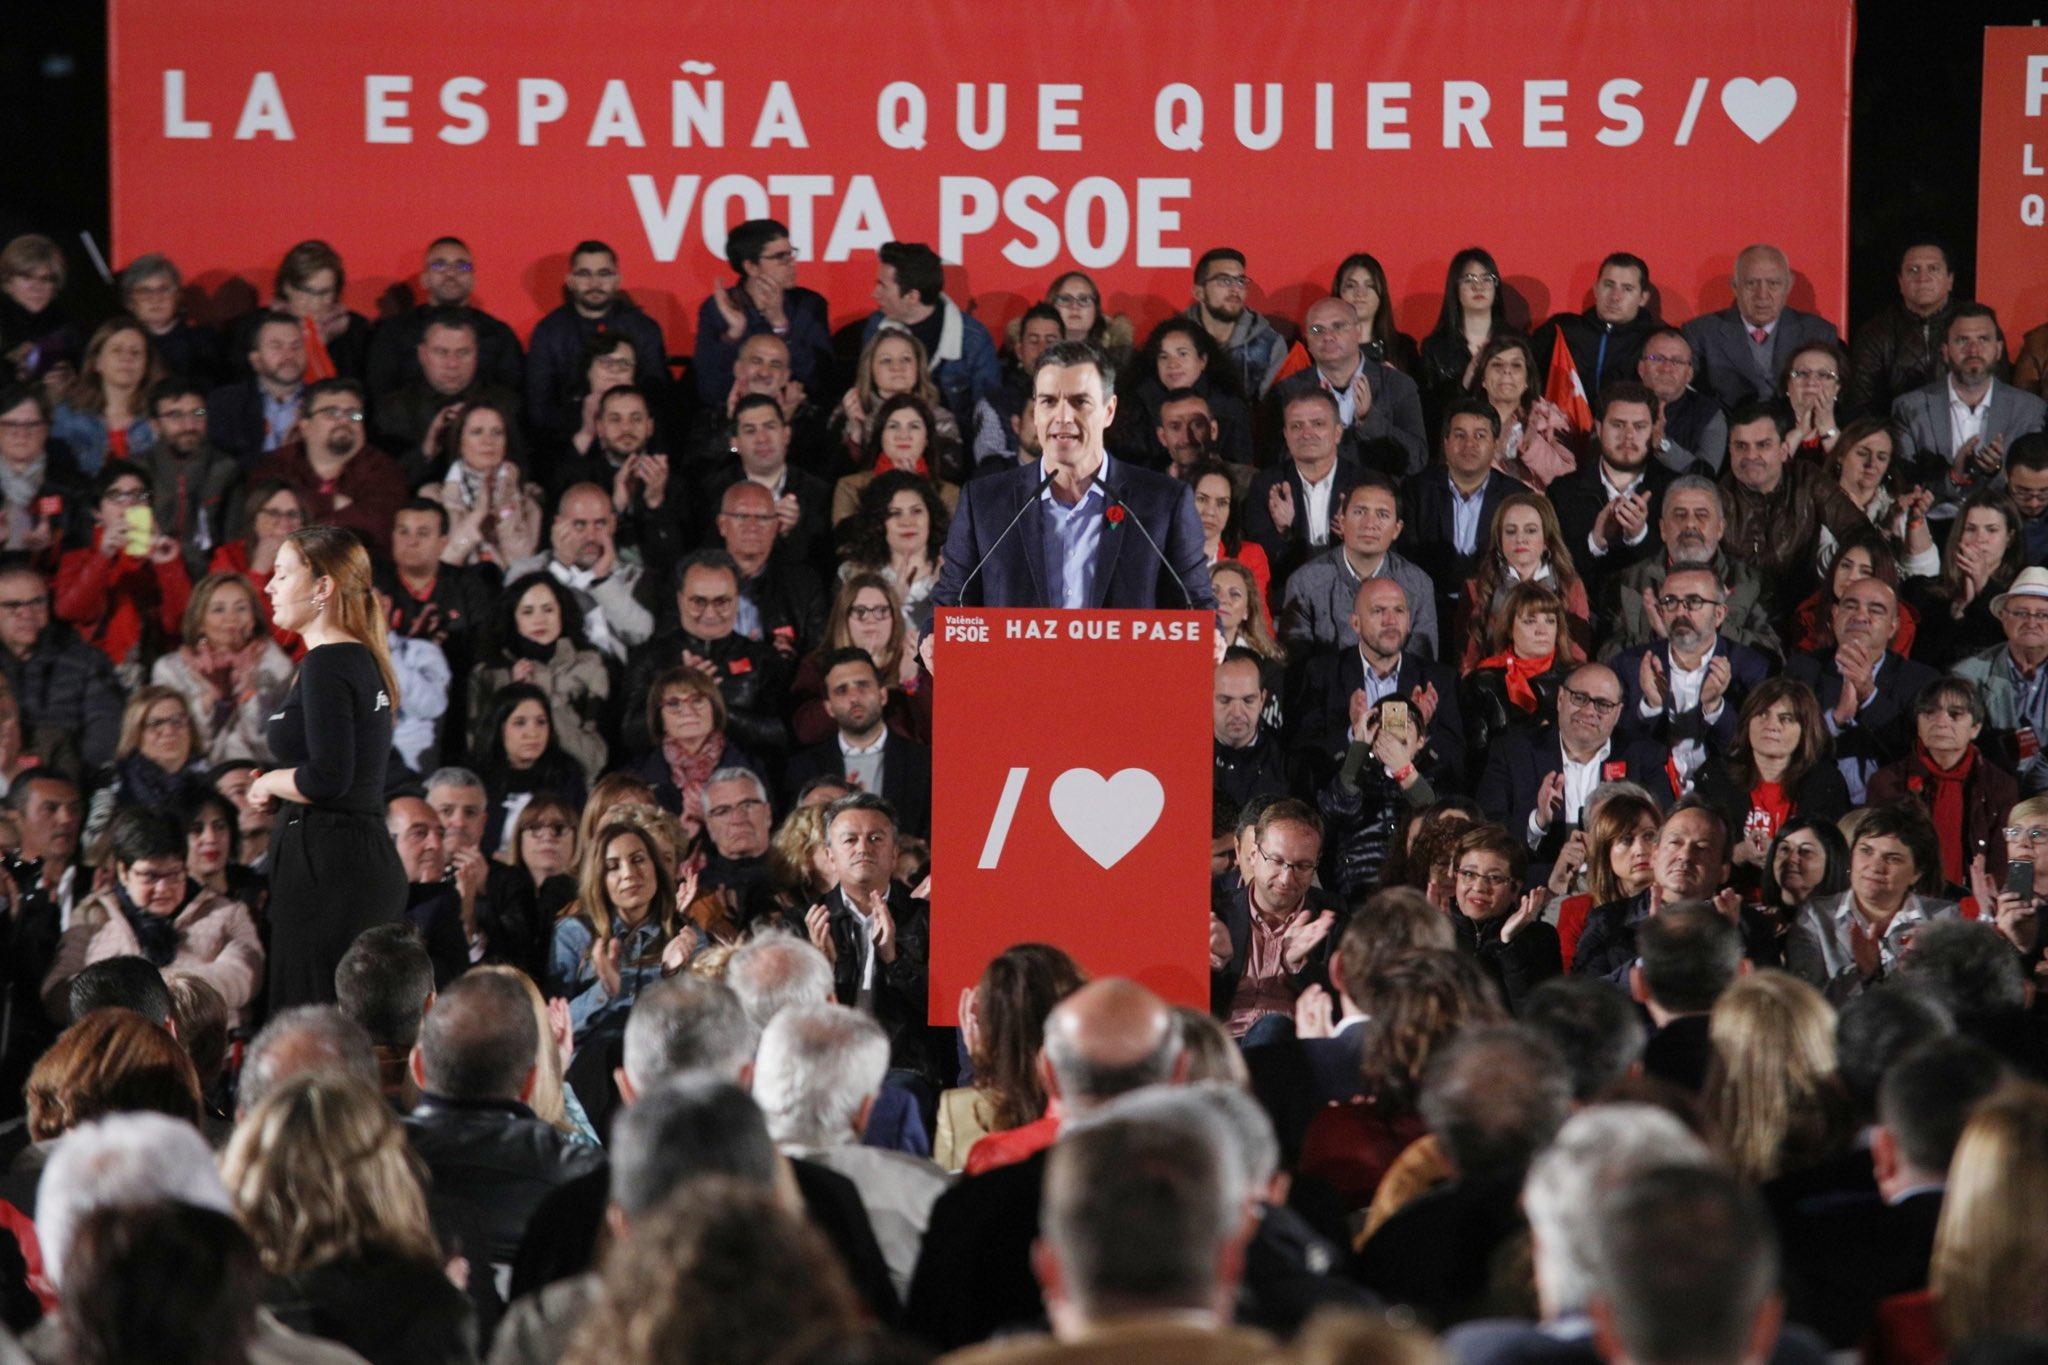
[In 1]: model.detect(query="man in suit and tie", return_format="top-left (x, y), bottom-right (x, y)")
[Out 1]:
top-left (1397, 396), bottom-right (1528, 631)
top-left (931, 340), bottom-right (1215, 613)
top-left (785, 648), bottom-right (932, 839)
top-left (1547, 382), bottom-right (1678, 597)
top-left (1610, 567), bottom-right (1773, 788)
top-left (1290, 576), bottom-right (1464, 789)
top-left (1681, 243), bottom-right (1841, 411)
top-left (1892, 303), bottom-right (2048, 509)
top-left (1784, 576), bottom-right (1936, 804)
top-left (1243, 389), bottom-right (1365, 588)
top-left (1477, 662), bottom-right (1669, 872)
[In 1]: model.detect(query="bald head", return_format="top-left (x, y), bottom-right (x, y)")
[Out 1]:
top-left (553, 483), bottom-right (616, 572)
top-left (1303, 295), bottom-right (1363, 371)
top-left (1043, 979), bottom-right (1182, 1111)
top-left (1733, 244), bottom-right (1792, 328)
top-left (1350, 575), bottom-right (1412, 664)
top-left (239, 1006), bottom-right (376, 1118)
top-left (720, 480), bottom-right (774, 516)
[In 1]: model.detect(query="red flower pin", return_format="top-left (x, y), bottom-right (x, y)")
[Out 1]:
top-left (1906, 775), bottom-right (1924, 793)
top-left (1105, 504), bottom-right (1126, 525)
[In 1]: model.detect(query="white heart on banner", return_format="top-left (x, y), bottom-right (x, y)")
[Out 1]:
top-left (1047, 767), bottom-right (1166, 870)
top-left (1720, 78), bottom-right (1798, 144)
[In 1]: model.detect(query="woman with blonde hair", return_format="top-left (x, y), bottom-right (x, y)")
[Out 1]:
top-left (833, 328), bottom-right (960, 469)
top-left (1923, 1083), bottom-right (2048, 1349)
top-left (766, 802), bottom-right (835, 922)
top-left (472, 964), bottom-right (600, 1146)
top-left (88, 684), bottom-right (212, 836)
top-left (152, 571), bottom-right (295, 764)
top-left (221, 1073), bottom-right (473, 1363)
top-left (1459, 493), bottom-right (1591, 668)
top-left (246, 525), bottom-right (408, 1010)
top-left (1701, 970), bottom-right (1854, 1184)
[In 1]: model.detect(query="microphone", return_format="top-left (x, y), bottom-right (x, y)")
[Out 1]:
top-left (1101, 480), bottom-right (1195, 608)
top-left (956, 467), bottom-right (1057, 603)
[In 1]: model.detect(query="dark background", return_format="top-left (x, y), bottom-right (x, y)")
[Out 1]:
top-left (2, 4), bottom-right (2042, 335)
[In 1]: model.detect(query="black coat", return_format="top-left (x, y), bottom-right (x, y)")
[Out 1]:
top-left (1450, 907), bottom-right (1562, 1014)
top-left (1210, 880), bottom-right (1344, 1017)
top-left (1458, 661), bottom-right (1572, 790)
top-left (1244, 456), bottom-right (1367, 587)
top-left (784, 732), bottom-right (932, 838)
top-left (1397, 467), bottom-right (1528, 624)
top-left (1546, 459), bottom-right (1679, 593)
top-left (693, 459), bottom-right (836, 579)
top-left (1475, 726), bottom-right (1674, 870)
top-left (906, 1148), bottom-right (1050, 1349)
top-left (1783, 648), bottom-right (1937, 781)
top-left (622, 627), bottom-right (789, 762)
top-left (1570, 889), bottom-right (1652, 986)
top-left (1290, 649), bottom-right (1465, 792)
top-left (783, 885), bottom-right (934, 1078)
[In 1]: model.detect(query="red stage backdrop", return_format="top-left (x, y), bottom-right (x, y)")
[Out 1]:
top-left (109, 1), bottom-right (1854, 348)
top-left (1978, 28), bottom-right (2048, 347)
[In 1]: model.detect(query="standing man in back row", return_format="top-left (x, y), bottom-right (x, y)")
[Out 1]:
top-left (932, 341), bottom-right (1215, 612)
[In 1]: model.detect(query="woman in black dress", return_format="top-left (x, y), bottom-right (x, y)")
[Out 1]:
top-left (247, 526), bottom-right (407, 1010)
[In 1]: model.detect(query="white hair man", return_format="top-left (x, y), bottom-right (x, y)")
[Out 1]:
top-left (753, 1002), bottom-right (950, 1300)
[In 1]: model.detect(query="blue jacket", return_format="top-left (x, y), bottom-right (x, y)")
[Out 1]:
top-left (524, 299), bottom-right (669, 441)
top-left (692, 284), bottom-right (835, 405)
top-left (862, 299), bottom-right (1001, 440)
top-left (930, 458), bottom-right (1216, 612)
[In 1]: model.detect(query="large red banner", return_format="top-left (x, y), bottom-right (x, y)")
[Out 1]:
top-left (108, 1), bottom-right (1854, 348)
top-left (1978, 28), bottom-right (2048, 348)
top-left (930, 609), bottom-right (1212, 1022)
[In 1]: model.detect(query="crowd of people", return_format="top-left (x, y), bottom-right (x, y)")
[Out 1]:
top-left (1, 219), bottom-right (2048, 1364)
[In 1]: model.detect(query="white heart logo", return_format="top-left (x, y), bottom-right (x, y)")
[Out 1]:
top-left (1720, 78), bottom-right (1797, 144)
top-left (1047, 767), bottom-right (1166, 870)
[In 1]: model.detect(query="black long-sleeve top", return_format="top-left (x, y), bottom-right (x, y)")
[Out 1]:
top-left (265, 642), bottom-right (393, 816)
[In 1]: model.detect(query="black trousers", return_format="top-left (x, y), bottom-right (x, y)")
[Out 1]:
top-left (266, 806), bottom-right (407, 1010)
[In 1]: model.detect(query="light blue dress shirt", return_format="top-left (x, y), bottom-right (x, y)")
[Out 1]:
top-left (1039, 457), bottom-right (1113, 609)
top-left (1449, 476), bottom-right (1487, 556)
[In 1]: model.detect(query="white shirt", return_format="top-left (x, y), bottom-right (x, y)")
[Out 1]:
top-left (1299, 464), bottom-right (1339, 547)
top-left (1643, 642), bottom-right (1721, 785)
top-left (842, 890), bottom-right (879, 1001)
top-left (1590, 466), bottom-right (1653, 556)
top-left (1530, 740), bottom-right (1612, 846)
top-left (1948, 376), bottom-right (1995, 454)
top-left (544, 558), bottom-right (623, 658)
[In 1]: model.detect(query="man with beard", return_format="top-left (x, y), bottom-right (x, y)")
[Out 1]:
top-left (1785, 576), bottom-right (1937, 803)
top-left (546, 384), bottom-right (685, 578)
top-left (1603, 477), bottom-right (1779, 660)
top-left (717, 480), bottom-right (827, 661)
top-left (249, 377), bottom-right (407, 558)
top-left (1292, 576), bottom-right (1464, 789)
top-left (1281, 474), bottom-right (1438, 659)
top-left (1611, 566), bottom-right (1772, 793)
top-left (1534, 252), bottom-right (1663, 409)
top-left (785, 648), bottom-right (930, 838)
top-left (372, 310), bottom-right (525, 483)
top-left (1895, 304), bottom-right (2047, 511)
top-left (132, 379), bottom-right (237, 575)
top-left (1548, 381), bottom-right (1678, 596)
top-left (1478, 662), bottom-right (1669, 868)
top-left (1718, 397), bottom-right (1864, 614)
top-left (525, 240), bottom-right (669, 449)
top-left (504, 483), bottom-right (654, 664)
top-left (205, 310), bottom-right (306, 466)
top-left (364, 236), bottom-right (524, 398)
top-left (1186, 247), bottom-right (1288, 399)
top-left (1156, 389), bottom-right (1218, 480)
top-left (1637, 327), bottom-right (1728, 474)
top-left (1270, 296), bottom-right (1428, 475)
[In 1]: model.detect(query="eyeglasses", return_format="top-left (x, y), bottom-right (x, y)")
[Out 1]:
top-left (848, 604), bottom-right (894, 622)
top-left (103, 488), bottom-right (148, 507)
top-left (1561, 686), bottom-right (1622, 716)
top-left (1459, 272), bottom-right (1501, 287)
top-left (426, 260), bottom-right (475, 275)
top-left (1455, 867), bottom-right (1514, 889)
top-left (143, 715), bottom-right (188, 733)
top-left (2004, 827), bottom-right (2048, 847)
top-left (124, 863), bottom-right (186, 888)
top-left (255, 505), bottom-right (303, 523)
top-left (2004, 608), bottom-right (2048, 625)
top-left (1203, 274), bottom-right (1250, 289)
top-left (0, 419), bottom-right (49, 433)
top-left (0, 596), bottom-right (48, 612)
top-left (592, 355), bottom-right (634, 371)
top-left (663, 694), bottom-right (713, 711)
top-left (156, 406), bottom-right (206, 421)
top-left (1790, 367), bottom-right (1839, 383)
top-left (1257, 848), bottom-right (1318, 876)
top-left (1051, 293), bottom-right (1098, 308)
top-left (757, 249), bottom-right (796, 264)
top-left (720, 511), bottom-right (777, 525)
top-left (1656, 593), bottom-right (1725, 613)
top-left (1640, 354), bottom-right (1693, 370)
top-left (1305, 322), bottom-right (1358, 337)
top-left (128, 280), bottom-right (178, 297)
top-left (684, 594), bottom-right (736, 613)
top-left (708, 797), bottom-right (769, 821)
top-left (308, 407), bottom-right (364, 423)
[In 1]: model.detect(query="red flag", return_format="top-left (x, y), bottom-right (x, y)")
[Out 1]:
top-left (1544, 329), bottom-right (1594, 437)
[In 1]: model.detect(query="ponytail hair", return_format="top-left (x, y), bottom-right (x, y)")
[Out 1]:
top-left (284, 526), bottom-right (400, 709)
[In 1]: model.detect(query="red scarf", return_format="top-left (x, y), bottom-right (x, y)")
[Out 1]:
top-left (1916, 741), bottom-right (1976, 886)
top-left (1475, 651), bottom-right (1554, 714)
top-left (300, 316), bottom-right (338, 383)
top-left (663, 734), bottom-right (727, 802)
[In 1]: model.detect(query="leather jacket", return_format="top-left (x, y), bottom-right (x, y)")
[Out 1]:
top-left (403, 1095), bottom-right (606, 1271)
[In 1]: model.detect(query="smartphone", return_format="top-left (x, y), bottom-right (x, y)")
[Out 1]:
top-left (122, 505), bottom-right (154, 557)
top-left (2006, 859), bottom-right (2035, 900)
top-left (1380, 700), bottom-right (1411, 738)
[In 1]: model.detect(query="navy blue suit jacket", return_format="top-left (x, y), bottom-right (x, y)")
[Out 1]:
top-left (1397, 467), bottom-right (1528, 615)
top-left (930, 458), bottom-right (1216, 611)
top-left (1290, 648), bottom-right (1464, 791)
top-left (1610, 635), bottom-right (1773, 751)
top-left (1475, 726), bottom-right (1673, 863)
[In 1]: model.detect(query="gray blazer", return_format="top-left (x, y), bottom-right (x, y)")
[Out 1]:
top-left (1278, 545), bottom-right (1440, 660)
top-left (1890, 378), bottom-right (2048, 499)
top-left (1681, 306), bottom-right (1840, 411)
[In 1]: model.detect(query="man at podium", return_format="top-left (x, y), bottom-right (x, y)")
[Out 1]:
top-left (931, 340), bottom-right (1218, 612)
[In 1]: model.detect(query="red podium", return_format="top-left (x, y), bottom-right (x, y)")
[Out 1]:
top-left (929, 607), bottom-right (1213, 1024)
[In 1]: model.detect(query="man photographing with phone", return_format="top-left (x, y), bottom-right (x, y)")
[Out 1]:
top-left (52, 463), bottom-right (191, 675)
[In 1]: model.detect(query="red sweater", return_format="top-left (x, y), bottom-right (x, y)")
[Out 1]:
top-left (54, 532), bottom-right (191, 668)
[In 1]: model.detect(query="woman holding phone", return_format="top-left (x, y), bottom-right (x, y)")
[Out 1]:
top-left (245, 525), bottom-right (408, 1009)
